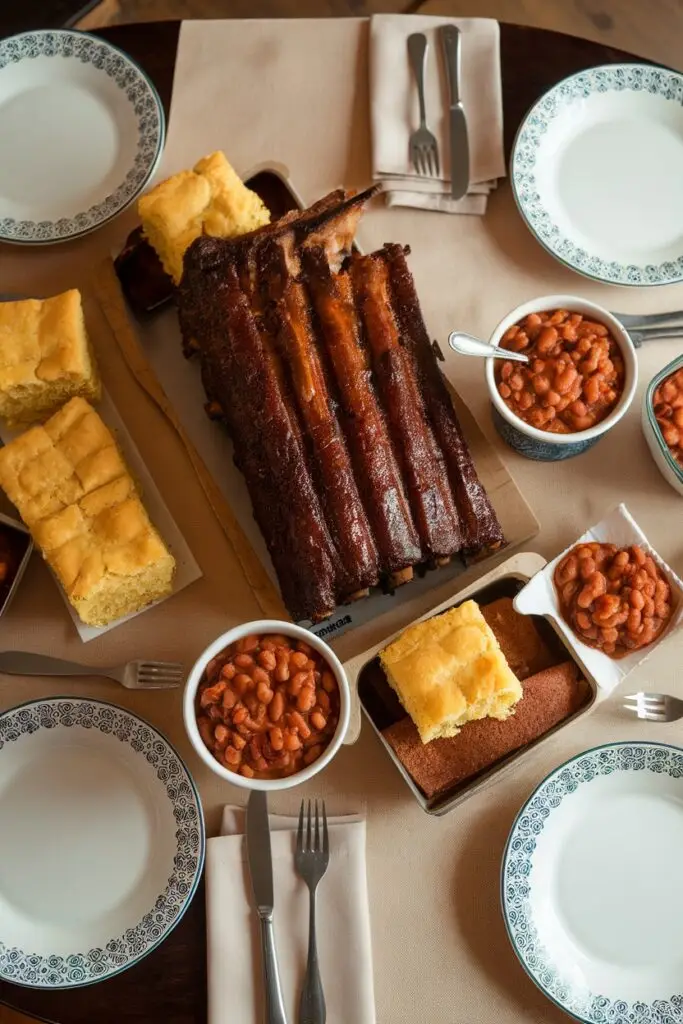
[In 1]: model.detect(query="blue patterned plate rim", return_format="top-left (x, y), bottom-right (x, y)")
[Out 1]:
top-left (500, 740), bottom-right (683, 1024)
top-left (510, 63), bottom-right (683, 287)
top-left (0, 29), bottom-right (165, 245)
top-left (0, 696), bottom-right (205, 989)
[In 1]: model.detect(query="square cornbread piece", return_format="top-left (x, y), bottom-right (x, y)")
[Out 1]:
top-left (379, 600), bottom-right (523, 744)
top-left (138, 151), bottom-right (271, 285)
top-left (0, 397), bottom-right (175, 626)
top-left (0, 289), bottom-right (101, 427)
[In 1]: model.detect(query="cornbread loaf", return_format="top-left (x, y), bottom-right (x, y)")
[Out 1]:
top-left (379, 600), bottom-right (523, 744)
top-left (480, 597), bottom-right (558, 680)
top-left (0, 289), bottom-right (100, 426)
top-left (138, 151), bottom-right (271, 284)
top-left (0, 397), bottom-right (176, 626)
top-left (383, 661), bottom-right (588, 799)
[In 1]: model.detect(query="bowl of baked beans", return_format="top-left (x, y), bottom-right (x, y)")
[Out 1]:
top-left (486, 295), bottom-right (637, 461)
top-left (183, 620), bottom-right (350, 790)
top-left (643, 354), bottom-right (683, 496)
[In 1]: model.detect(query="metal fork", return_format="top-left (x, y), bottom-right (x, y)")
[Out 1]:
top-left (623, 327), bottom-right (683, 348)
top-left (0, 651), bottom-right (184, 689)
top-left (407, 33), bottom-right (440, 178)
top-left (295, 799), bottom-right (330, 1024)
top-left (613, 310), bottom-right (683, 329)
top-left (623, 692), bottom-right (683, 723)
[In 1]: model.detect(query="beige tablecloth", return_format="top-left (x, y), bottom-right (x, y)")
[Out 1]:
top-left (0, 18), bottom-right (682, 1024)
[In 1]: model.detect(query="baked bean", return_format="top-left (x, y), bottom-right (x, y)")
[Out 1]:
top-left (283, 730), bottom-right (302, 751)
top-left (234, 673), bottom-right (253, 695)
top-left (555, 543), bottom-right (673, 658)
top-left (219, 661), bottom-right (236, 681)
top-left (274, 655), bottom-right (290, 683)
top-left (234, 653), bottom-right (254, 669)
top-left (198, 716), bottom-right (214, 748)
top-left (497, 309), bottom-right (624, 434)
top-left (269, 691), bottom-right (285, 722)
top-left (257, 682), bottom-right (274, 705)
top-left (224, 745), bottom-right (242, 767)
top-left (269, 727), bottom-right (284, 751)
top-left (297, 685), bottom-right (316, 713)
top-left (289, 710), bottom-right (311, 739)
top-left (236, 634), bottom-right (260, 653)
top-left (288, 670), bottom-right (310, 696)
top-left (214, 724), bottom-right (230, 748)
top-left (240, 764), bottom-right (255, 778)
top-left (304, 745), bottom-right (324, 766)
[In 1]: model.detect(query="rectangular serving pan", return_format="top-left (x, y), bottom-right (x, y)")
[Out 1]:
top-left (344, 551), bottom-right (599, 815)
top-left (0, 510), bottom-right (33, 619)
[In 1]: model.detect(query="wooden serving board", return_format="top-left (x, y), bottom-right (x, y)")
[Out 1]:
top-left (93, 257), bottom-right (540, 740)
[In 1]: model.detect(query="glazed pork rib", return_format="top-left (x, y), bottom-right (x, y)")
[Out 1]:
top-left (177, 189), bottom-right (504, 621)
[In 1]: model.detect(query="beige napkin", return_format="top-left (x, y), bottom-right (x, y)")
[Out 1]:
top-left (370, 14), bottom-right (505, 213)
top-left (205, 806), bottom-right (376, 1024)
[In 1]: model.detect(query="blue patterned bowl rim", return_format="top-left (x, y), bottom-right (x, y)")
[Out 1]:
top-left (0, 29), bottom-right (165, 245)
top-left (0, 696), bottom-right (205, 989)
top-left (510, 63), bottom-right (683, 287)
top-left (500, 741), bottom-right (683, 1024)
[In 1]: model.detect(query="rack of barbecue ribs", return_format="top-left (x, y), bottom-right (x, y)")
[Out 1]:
top-left (176, 187), bottom-right (505, 622)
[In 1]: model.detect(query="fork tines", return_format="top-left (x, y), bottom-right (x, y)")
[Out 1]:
top-left (297, 798), bottom-right (329, 857)
top-left (136, 660), bottom-right (185, 687)
top-left (623, 693), bottom-right (668, 721)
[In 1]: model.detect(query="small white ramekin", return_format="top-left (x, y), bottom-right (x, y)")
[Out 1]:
top-left (486, 294), bottom-right (638, 461)
top-left (642, 354), bottom-right (683, 497)
top-left (183, 620), bottom-right (351, 791)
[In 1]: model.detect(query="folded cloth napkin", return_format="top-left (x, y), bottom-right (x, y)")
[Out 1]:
top-left (370, 14), bottom-right (505, 214)
top-left (206, 806), bottom-right (376, 1024)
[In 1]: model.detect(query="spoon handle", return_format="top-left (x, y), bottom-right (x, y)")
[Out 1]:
top-left (447, 331), bottom-right (529, 364)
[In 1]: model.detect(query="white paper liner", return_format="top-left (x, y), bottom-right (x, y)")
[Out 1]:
top-left (0, 389), bottom-right (202, 642)
top-left (513, 503), bottom-right (683, 694)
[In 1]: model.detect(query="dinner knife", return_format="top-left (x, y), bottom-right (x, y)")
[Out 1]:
top-left (246, 790), bottom-right (289, 1024)
top-left (440, 25), bottom-right (470, 200)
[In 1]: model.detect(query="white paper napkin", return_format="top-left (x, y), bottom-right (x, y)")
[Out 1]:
top-left (205, 805), bottom-right (376, 1024)
top-left (514, 504), bottom-right (683, 695)
top-left (370, 14), bottom-right (505, 214)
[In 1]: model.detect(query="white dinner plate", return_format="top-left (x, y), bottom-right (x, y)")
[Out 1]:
top-left (0, 30), bottom-right (164, 244)
top-left (0, 698), bottom-right (204, 988)
top-left (511, 64), bottom-right (683, 286)
top-left (502, 742), bottom-right (683, 1023)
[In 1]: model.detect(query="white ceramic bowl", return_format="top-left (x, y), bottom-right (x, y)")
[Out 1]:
top-left (642, 354), bottom-right (683, 497)
top-left (183, 620), bottom-right (351, 791)
top-left (486, 295), bottom-right (638, 461)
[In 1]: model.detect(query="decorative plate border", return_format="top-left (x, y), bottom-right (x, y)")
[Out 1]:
top-left (0, 30), bottom-right (165, 245)
top-left (0, 697), bottom-right (205, 989)
top-left (501, 742), bottom-right (683, 1023)
top-left (511, 63), bottom-right (683, 286)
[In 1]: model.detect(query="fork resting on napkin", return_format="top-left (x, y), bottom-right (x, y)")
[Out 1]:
top-left (206, 806), bottom-right (376, 1024)
top-left (370, 15), bottom-right (505, 213)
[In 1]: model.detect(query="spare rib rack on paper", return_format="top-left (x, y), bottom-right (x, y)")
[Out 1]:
top-left (176, 186), bottom-right (505, 623)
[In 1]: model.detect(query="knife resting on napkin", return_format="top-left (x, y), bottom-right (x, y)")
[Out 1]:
top-left (206, 806), bottom-right (376, 1024)
top-left (370, 14), bottom-right (505, 213)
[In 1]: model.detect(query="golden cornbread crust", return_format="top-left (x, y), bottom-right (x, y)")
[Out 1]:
top-left (0, 289), bottom-right (101, 426)
top-left (138, 151), bottom-right (271, 285)
top-left (379, 600), bottom-right (523, 744)
top-left (0, 397), bottom-right (175, 626)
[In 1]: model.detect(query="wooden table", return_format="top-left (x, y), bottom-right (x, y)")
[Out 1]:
top-left (0, 17), bottom-right (644, 1024)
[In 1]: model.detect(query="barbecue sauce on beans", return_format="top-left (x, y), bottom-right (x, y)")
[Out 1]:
top-left (495, 309), bottom-right (625, 433)
top-left (554, 543), bottom-right (672, 658)
top-left (196, 634), bottom-right (341, 779)
top-left (653, 367), bottom-right (683, 468)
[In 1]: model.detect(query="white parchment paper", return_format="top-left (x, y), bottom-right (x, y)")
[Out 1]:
top-left (514, 503), bottom-right (683, 694)
top-left (0, 390), bottom-right (203, 642)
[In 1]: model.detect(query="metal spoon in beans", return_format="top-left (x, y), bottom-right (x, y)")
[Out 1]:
top-left (448, 331), bottom-right (530, 364)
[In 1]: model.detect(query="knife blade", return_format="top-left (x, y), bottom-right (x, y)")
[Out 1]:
top-left (246, 791), bottom-right (289, 1024)
top-left (440, 25), bottom-right (470, 201)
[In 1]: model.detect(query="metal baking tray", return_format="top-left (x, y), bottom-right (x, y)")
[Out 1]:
top-left (345, 551), bottom-right (598, 815)
top-left (0, 511), bottom-right (33, 619)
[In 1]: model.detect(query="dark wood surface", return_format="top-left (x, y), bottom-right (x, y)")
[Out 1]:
top-left (0, 17), bottom-right (637, 1024)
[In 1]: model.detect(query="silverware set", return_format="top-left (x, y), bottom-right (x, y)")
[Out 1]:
top-left (0, 651), bottom-right (184, 689)
top-left (407, 28), bottom-right (470, 198)
top-left (246, 792), bottom-right (331, 1024)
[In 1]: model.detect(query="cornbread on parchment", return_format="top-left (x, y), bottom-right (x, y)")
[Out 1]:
top-left (379, 600), bottom-right (522, 744)
top-left (0, 290), bottom-right (100, 426)
top-left (138, 151), bottom-right (271, 284)
top-left (0, 397), bottom-right (175, 626)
